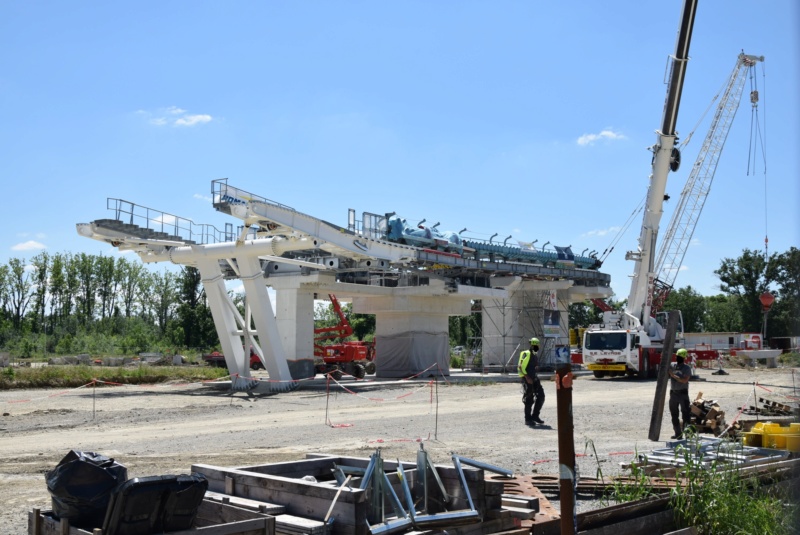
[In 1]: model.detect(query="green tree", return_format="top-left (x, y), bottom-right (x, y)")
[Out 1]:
top-left (663, 286), bottom-right (706, 332)
top-left (703, 294), bottom-right (742, 332)
top-left (48, 253), bottom-right (67, 329)
top-left (145, 269), bottom-right (178, 335)
top-left (29, 252), bottom-right (50, 333)
top-left (74, 253), bottom-right (97, 325)
top-left (350, 312), bottom-right (375, 341)
top-left (118, 258), bottom-right (145, 318)
top-left (174, 266), bottom-right (216, 349)
top-left (7, 258), bottom-right (33, 331)
top-left (568, 301), bottom-right (604, 328)
top-left (770, 247), bottom-right (800, 336)
top-left (714, 248), bottom-right (776, 334)
top-left (95, 255), bottom-right (118, 322)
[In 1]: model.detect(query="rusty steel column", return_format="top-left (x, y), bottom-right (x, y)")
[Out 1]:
top-left (556, 364), bottom-right (576, 535)
top-left (648, 310), bottom-right (681, 442)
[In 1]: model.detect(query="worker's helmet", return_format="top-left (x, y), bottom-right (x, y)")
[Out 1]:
top-left (676, 348), bottom-right (688, 358)
top-left (529, 337), bottom-right (540, 346)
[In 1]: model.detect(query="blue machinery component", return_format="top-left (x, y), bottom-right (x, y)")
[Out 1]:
top-left (384, 215), bottom-right (600, 270)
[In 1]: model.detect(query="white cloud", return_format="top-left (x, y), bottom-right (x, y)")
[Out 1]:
top-left (175, 114), bottom-right (212, 127)
top-left (138, 107), bottom-right (213, 127)
top-left (12, 240), bottom-right (46, 251)
top-left (151, 214), bottom-right (177, 225)
top-left (577, 129), bottom-right (626, 146)
top-left (194, 193), bottom-right (212, 202)
top-left (582, 226), bottom-right (621, 238)
top-left (680, 265), bottom-right (689, 271)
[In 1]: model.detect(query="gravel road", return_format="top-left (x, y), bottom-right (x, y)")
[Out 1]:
top-left (1, 365), bottom-right (796, 534)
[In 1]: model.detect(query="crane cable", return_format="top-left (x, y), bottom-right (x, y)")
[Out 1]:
top-left (597, 196), bottom-right (645, 264)
top-left (596, 66), bottom-right (732, 265)
top-left (746, 59), bottom-right (768, 257)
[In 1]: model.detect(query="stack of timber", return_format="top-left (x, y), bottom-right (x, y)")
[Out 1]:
top-left (746, 396), bottom-right (799, 418)
top-left (688, 392), bottom-right (738, 437)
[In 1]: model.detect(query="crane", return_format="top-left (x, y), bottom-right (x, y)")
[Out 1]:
top-left (651, 52), bottom-right (764, 313)
top-left (581, 0), bottom-right (698, 379)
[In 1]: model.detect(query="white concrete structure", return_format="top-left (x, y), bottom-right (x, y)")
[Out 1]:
top-left (78, 180), bottom-right (611, 391)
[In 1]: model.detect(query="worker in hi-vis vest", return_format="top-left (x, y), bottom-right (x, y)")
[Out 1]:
top-left (518, 337), bottom-right (545, 426)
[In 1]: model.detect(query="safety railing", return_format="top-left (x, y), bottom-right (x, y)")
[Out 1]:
top-left (106, 198), bottom-right (231, 244)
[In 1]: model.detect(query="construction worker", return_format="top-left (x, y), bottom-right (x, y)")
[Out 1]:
top-left (668, 348), bottom-right (693, 439)
top-left (518, 337), bottom-right (545, 426)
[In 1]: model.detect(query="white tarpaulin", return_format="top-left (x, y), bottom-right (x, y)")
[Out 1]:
top-left (374, 331), bottom-right (450, 378)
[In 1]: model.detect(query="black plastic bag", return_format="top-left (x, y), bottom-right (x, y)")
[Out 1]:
top-left (46, 450), bottom-right (128, 529)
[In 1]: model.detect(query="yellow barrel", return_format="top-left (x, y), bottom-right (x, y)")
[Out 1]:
top-left (569, 329), bottom-right (578, 346)
top-left (764, 423), bottom-right (788, 434)
top-left (742, 432), bottom-right (762, 447)
top-left (578, 328), bottom-right (586, 344)
top-left (785, 435), bottom-right (800, 453)
top-left (764, 434), bottom-right (788, 449)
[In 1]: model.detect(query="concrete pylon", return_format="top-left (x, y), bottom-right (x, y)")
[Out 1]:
top-left (353, 293), bottom-right (473, 378)
top-left (481, 278), bottom-right (573, 370)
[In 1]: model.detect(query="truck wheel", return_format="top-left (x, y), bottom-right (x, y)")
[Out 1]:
top-left (592, 371), bottom-right (607, 379)
top-left (251, 362), bottom-right (264, 370)
top-left (353, 363), bottom-right (366, 379)
top-left (365, 362), bottom-right (376, 375)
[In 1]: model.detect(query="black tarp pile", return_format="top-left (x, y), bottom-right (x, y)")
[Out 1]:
top-left (45, 450), bottom-right (207, 534)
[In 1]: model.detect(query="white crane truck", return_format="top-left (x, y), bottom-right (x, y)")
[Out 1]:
top-left (583, 1), bottom-right (764, 379)
top-left (582, 0), bottom-right (698, 379)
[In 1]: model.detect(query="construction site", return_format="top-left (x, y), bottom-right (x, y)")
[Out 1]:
top-left (6, 0), bottom-right (799, 533)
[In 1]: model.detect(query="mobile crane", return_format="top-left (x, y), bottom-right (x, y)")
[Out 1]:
top-left (582, 0), bottom-right (698, 379)
top-left (583, 8), bottom-right (764, 378)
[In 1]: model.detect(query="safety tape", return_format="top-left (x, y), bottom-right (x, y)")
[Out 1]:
top-left (0, 377), bottom-right (215, 405)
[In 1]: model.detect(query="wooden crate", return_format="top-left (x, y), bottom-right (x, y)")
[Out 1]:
top-left (28, 499), bottom-right (275, 535)
top-left (192, 454), bottom-right (488, 535)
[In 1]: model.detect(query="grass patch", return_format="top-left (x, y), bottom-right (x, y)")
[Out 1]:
top-left (668, 440), bottom-right (797, 534)
top-left (778, 351), bottom-right (800, 367)
top-left (0, 364), bottom-right (229, 389)
top-left (593, 433), bottom-right (799, 534)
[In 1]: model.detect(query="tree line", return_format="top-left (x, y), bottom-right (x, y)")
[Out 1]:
top-left (0, 252), bottom-right (217, 358)
top-left (569, 247), bottom-right (799, 338)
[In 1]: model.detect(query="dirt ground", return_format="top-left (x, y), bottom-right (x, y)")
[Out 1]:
top-left (1, 365), bottom-right (797, 534)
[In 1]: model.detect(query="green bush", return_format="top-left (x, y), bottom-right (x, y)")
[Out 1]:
top-left (778, 351), bottom-right (799, 367)
top-left (450, 355), bottom-right (464, 368)
top-left (0, 364), bottom-right (228, 389)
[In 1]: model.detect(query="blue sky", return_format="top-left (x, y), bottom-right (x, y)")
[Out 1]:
top-left (2, 1), bottom-right (798, 299)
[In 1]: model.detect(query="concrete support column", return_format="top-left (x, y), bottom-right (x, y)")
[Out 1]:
top-left (275, 288), bottom-right (316, 360)
top-left (353, 294), bottom-right (472, 378)
top-left (481, 279), bottom-right (574, 369)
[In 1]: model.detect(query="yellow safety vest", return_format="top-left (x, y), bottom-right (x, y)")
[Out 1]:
top-left (518, 350), bottom-right (533, 377)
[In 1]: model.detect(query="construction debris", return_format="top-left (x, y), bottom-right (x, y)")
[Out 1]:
top-left (746, 396), bottom-right (799, 417)
top-left (687, 392), bottom-right (739, 437)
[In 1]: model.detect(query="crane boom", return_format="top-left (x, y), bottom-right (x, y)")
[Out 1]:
top-left (581, 0), bottom-right (699, 380)
top-left (624, 0), bottom-right (699, 334)
top-left (652, 53), bottom-right (764, 309)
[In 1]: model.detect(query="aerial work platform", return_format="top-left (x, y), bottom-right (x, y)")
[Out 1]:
top-left (78, 179), bottom-right (611, 391)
